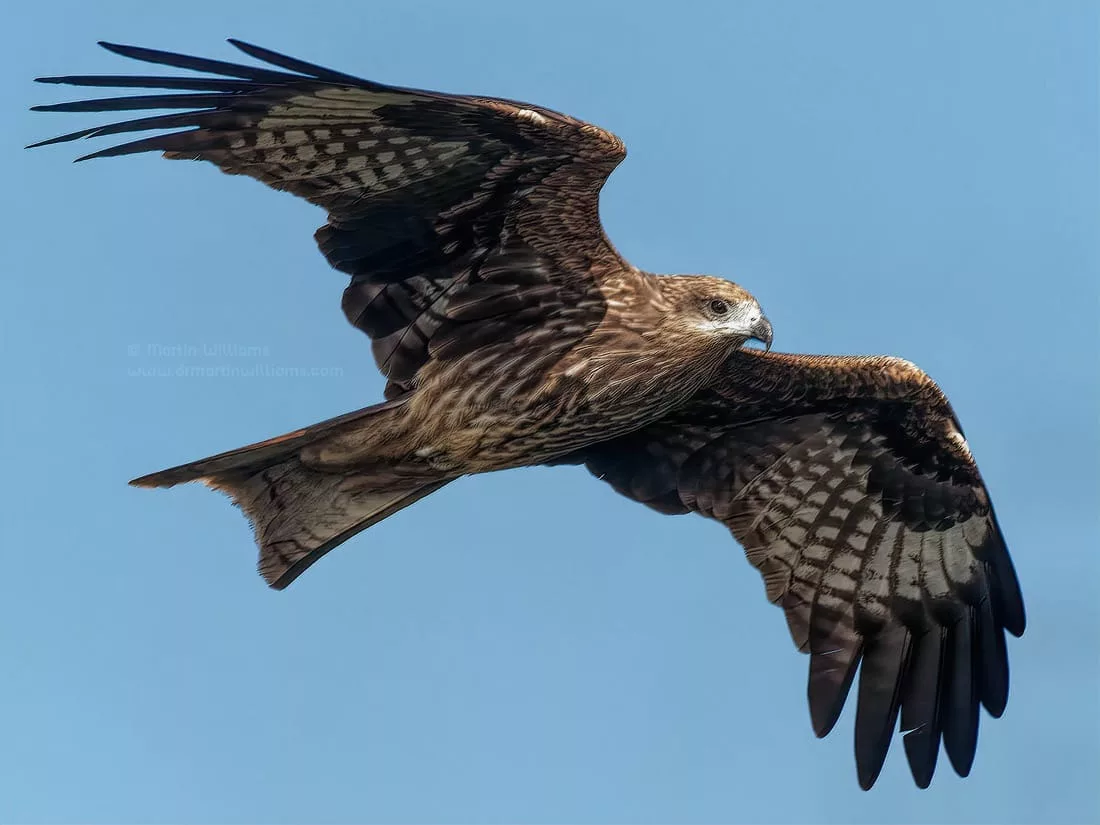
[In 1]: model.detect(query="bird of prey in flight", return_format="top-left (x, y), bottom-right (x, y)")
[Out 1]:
top-left (31, 40), bottom-right (1025, 791)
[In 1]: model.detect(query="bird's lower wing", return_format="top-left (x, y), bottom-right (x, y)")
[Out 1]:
top-left (566, 349), bottom-right (1025, 790)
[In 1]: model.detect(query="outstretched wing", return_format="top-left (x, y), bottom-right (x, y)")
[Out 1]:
top-left (31, 40), bottom-right (629, 397)
top-left (568, 350), bottom-right (1025, 790)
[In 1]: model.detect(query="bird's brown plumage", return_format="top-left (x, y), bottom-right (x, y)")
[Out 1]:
top-left (31, 40), bottom-right (1024, 792)
top-left (562, 350), bottom-right (1024, 789)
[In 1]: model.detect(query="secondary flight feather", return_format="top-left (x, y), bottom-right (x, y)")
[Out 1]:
top-left (31, 39), bottom-right (1025, 791)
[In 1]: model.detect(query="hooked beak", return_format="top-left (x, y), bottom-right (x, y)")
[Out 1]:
top-left (748, 314), bottom-right (773, 352)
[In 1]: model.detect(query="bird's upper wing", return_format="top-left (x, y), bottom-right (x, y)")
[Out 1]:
top-left (31, 41), bottom-right (628, 397)
top-left (564, 350), bottom-right (1025, 790)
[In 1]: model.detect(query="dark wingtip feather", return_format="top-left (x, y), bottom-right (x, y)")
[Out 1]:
top-left (97, 40), bottom-right (129, 55)
top-left (33, 74), bottom-right (259, 91)
top-left (94, 41), bottom-right (291, 83)
top-left (30, 93), bottom-right (238, 114)
top-left (854, 626), bottom-right (913, 790)
top-left (903, 729), bottom-right (939, 790)
top-left (72, 136), bottom-right (163, 162)
top-left (808, 642), bottom-right (862, 738)
top-left (996, 553), bottom-right (1027, 638)
top-left (70, 128), bottom-right (223, 162)
top-left (129, 473), bottom-right (171, 488)
top-left (978, 594), bottom-right (1010, 718)
top-left (985, 515), bottom-right (1027, 637)
top-left (226, 38), bottom-right (365, 84)
top-left (28, 112), bottom-right (214, 153)
top-left (26, 130), bottom-right (96, 149)
top-left (27, 128), bottom-right (111, 151)
top-left (942, 613), bottom-right (980, 778)
top-left (900, 627), bottom-right (947, 789)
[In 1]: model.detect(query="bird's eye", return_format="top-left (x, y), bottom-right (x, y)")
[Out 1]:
top-left (709, 299), bottom-right (730, 315)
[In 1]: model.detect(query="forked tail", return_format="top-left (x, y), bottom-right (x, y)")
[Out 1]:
top-left (130, 399), bottom-right (451, 588)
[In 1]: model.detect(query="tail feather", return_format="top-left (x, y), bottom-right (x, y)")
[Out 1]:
top-left (209, 465), bottom-right (450, 588)
top-left (130, 397), bottom-right (408, 489)
top-left (129, 397), bottom-right (450, 588)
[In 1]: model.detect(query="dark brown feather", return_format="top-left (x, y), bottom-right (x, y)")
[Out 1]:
top-left (901, 626), bottom-right (947, 788)
top-left (855, 625), bottom-right (912, 790)
top-left (567, 349), bottom-right (1025, 789)
top-left (30, 39), bottom-right (628, 394)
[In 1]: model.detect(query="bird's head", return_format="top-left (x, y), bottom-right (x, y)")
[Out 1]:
top-left (657, 275), bottom-right (773, 353)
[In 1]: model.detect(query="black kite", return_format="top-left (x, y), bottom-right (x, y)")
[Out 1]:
top-left (31, 40), bottom-right (1025, 791)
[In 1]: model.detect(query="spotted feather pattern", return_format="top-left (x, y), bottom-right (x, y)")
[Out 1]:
top-left (570, 350), bottom-right (1025, 790)
top-left (31, 40), bottom-right (628, 395)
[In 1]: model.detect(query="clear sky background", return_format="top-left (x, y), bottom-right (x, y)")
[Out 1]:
top-left (5, 2), bottom-right (1098, 823)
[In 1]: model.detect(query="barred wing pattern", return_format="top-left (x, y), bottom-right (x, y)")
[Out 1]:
top-left (571, 351), bottom-right (1025, 789)
top-left (31, 41), bottom-right (628, 397)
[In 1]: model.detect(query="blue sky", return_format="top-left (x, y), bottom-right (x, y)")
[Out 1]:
top-left (5, 2), bottom-right (1098, 823)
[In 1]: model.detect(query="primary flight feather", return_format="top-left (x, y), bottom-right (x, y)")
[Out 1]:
top-left (31, 39), bottom-right (1025, 791)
